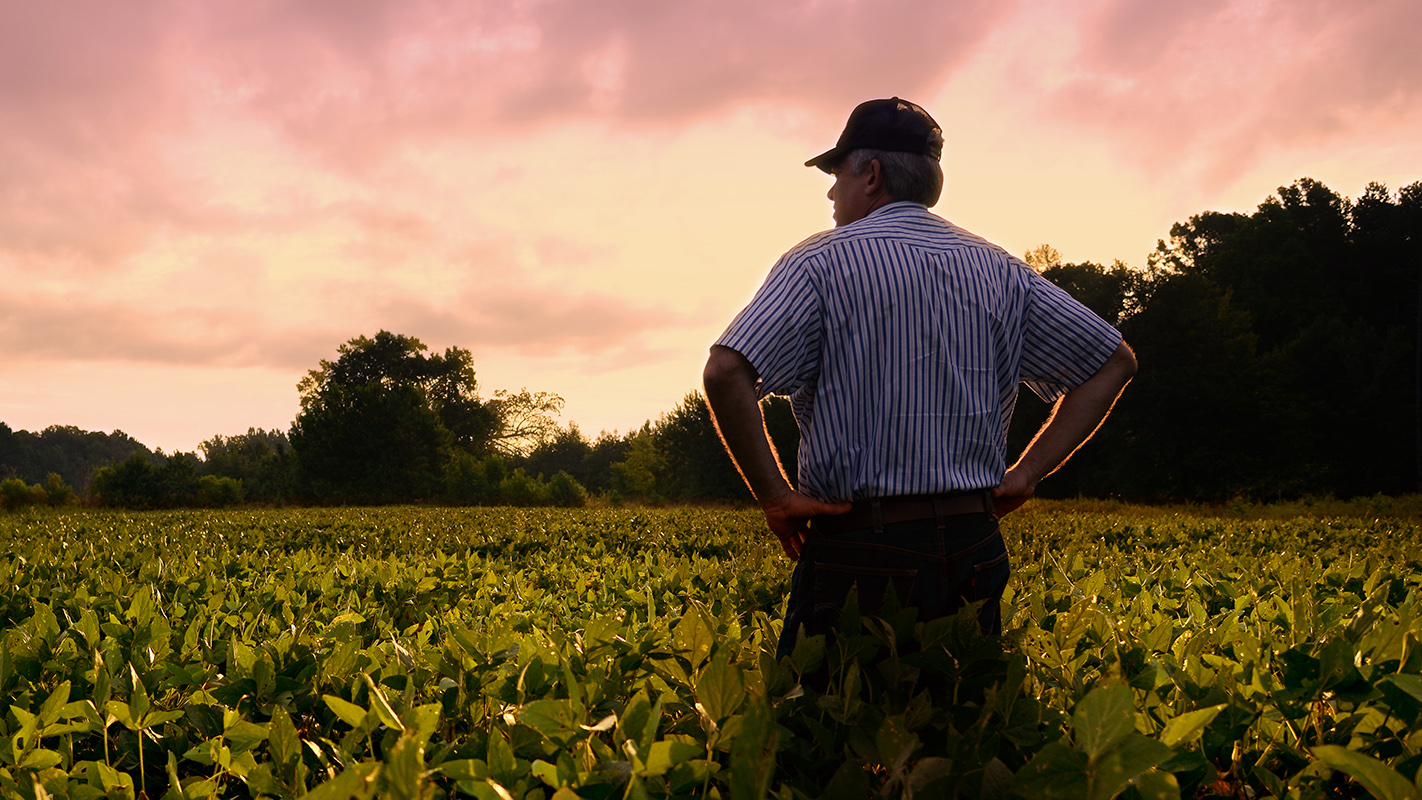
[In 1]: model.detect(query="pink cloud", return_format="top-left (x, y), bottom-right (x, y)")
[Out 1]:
top-left (0, 274), bottom-right (678, 370)
top-left (191, 0), bottom-right (1008, 166)
top-left (1037, 0), bottom-right (1422, 184)
top-left (0, 1), bottom-right (1008, 270)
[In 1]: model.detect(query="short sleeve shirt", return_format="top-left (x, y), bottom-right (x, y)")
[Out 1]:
top-left (714, 202), bottom-right (1122, 502)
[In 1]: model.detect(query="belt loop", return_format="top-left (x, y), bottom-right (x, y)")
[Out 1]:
top-left (871, 498), bottom-right (884, 534)
top-left (932, 496), bottom-right (945, 532)
top-left (982, 490), bottom-right (996, 518)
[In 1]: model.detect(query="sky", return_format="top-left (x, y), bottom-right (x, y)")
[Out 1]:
top-left (2, 0), bottom-right (1420, 454)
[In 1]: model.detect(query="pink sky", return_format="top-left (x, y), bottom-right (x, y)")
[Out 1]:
top-left (3, 0), bottom-right (1420, 453)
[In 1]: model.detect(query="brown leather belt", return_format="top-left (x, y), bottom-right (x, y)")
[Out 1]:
top-left (811, 491), bottom-right (996, 536)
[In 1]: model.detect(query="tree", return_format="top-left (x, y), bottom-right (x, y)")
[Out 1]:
top-left (1024, 244), bottom-right (1062, 271)
top-left (200, 427), bottom-right (293, 502)
top-left (657, 392), bottom-right (750, 501)
top-left (0, 422), bottom-right (150, 495)
top-left (1039, 260), bottom-right (1143, 326)
top-left (488, 389), bottom-right (564, 457)
top-left (291, 332), bottom-right (478, 503)
top-left (521, 424), bottom-right (594, 485)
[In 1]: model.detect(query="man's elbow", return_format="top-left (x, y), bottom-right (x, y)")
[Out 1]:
top-left (1111, 340), bottom-right (1138, 381)
top-left (703, 345), bottom-right (756, 394)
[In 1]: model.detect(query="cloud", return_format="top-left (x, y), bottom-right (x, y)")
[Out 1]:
top-left (196, 0), bottom-right (1007, 161)
top-left (1033, 0), bottom-right (1422, 184)
top-left (377, 285), bottom-right (677, 355)
top-left (0, 275), bottom-right (680, 371)
top-left (0, 1), bottom-right (1009, 273)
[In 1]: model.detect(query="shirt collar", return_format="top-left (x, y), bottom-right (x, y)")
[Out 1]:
top-left (866, 200), bottom-right (927, 219)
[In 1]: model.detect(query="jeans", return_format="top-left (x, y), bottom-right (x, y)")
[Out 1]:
top-left (776, 512), bottom-right (1010, 661)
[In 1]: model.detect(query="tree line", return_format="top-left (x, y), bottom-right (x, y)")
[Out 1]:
top-left (1, 177), bottom-right (1418, 508)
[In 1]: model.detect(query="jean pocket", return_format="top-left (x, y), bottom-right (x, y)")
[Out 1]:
top-left (970, 544), bottom-right (1011, 602)
top-left (811, 562), bottom-right (918, 630)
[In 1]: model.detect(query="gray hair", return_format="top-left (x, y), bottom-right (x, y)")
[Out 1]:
top-left (846, 148), bottom-right (944, 207)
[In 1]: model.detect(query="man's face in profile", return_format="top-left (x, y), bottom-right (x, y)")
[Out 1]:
top-left (827, 159), bottom-right (875, 228)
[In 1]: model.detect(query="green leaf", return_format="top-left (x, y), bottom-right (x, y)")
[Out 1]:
top-left (436, 759), bottom-right (490, 781)
top-left (144, 709), bottom-right (186, 728)
top-left (183, 739), bottom-right (222, 766)
top-left (361, 674), bottom-right (404, 731)
top-left (105, 700), bottom-right (134, 729)
top-left (406, 704), bottom-right (441, 744)
top-left (1074, 684), bottom-right (1136, 761)
top-left (128, 664), bottom-right (150, 722)
top-left (697, 653), bottom-right (746, 722)
top-left (381, 731), bottom-right (427, 800)
top-left (76, 609), bottom-right (101, 649)
top-left (1380, 674), bottom-right (1422, 704)
top-left (164, 750), bottom-right (187, 800)
top-left (485, 732), bottom-right (519, 787)
top-left (38, 681), bottom-right (71, 728)
top-left (674, 606), bottom-right (716, 671)
top-left (95, 761), bottom-right (134, 793)
top-left (1012, 742), bottom-right (1089, 800)
top-left (323, 695), bottom-right (370, 729)
top-left (1089, 733), bottom-right (1174, 800)
top-left (790, 634), bottom-right (825, 676)
top-left (908, 757), bottom-right (955, 796)
top-left (728, 698), bottom-right (775, 800)
top-left (1312, 745), bottom-right (1422, 800)
top-left (224, 718), bottom-right (269, 754)
top-left (531, 759), bottom-right (562, 789)
top-left (91, 650), bottom-right (111, 708)
top-left (245, 763), bottom-right (282, 797)
top-left (643, 740), bottom-right (703, 777)
top-left (268, 705), bottom-right (300, 769)
top-left (519, 699), bottom-right (579, 746)
top-left (1131, 769), bottom-right (1182, 800)
top-left (1158, 704), bottom-right (1227, 747)
top-left (18, 748), bottom-right (62, 771)
top-left (875, 715), bottom-right (921, 774)
top-left (822, 761), bottom-right (870, 800)
top-left (304, 762), bottom-right (380, 800)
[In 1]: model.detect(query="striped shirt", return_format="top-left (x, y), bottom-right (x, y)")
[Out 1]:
top-left (715, 201), bottom-right (1122, 502)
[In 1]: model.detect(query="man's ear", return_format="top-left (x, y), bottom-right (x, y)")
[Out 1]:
top-left (864, 158), bottom-right (885, 195)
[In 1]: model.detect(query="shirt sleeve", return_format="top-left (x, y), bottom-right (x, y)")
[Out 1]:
top-left (1018, 269), bottom-right (1123, 402)
top-left (713, 254), bottom-right (823, 399)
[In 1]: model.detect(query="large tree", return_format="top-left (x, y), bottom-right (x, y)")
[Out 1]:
top-left (290, 331), bottom-right (502, 503)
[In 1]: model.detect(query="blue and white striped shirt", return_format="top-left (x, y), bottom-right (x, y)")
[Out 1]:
top-left (715, 201), bottom-right (1122, 502)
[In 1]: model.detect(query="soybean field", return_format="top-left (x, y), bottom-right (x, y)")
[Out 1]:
top-left (2, 504), bottom-right (1421, 799)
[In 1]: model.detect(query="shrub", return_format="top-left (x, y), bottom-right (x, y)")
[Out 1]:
top-left (196, 475), bottom-right (244, 508)
top-left (92, 453), bottom-right (158, 508)
top-left (498, 468), bottom-right (549, 506)
top-left (444, 451), bottom-right (493, 504)
top-left (1, 478), bottom-right (48, 511)
top-left (547, 471), bottom-right (588, 508)
top-left (42, 473), bottom-right (76, 507)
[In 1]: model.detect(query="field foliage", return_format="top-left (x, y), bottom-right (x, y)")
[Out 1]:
top-left (1, 506), bottom-right (1421, 799)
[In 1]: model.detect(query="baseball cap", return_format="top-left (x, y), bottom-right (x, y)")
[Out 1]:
top-left (805, 97), bottom-right (943, 173)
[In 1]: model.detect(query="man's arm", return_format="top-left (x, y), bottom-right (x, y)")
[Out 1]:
top-left (703, 345), bottom-right (851, 560)
top-left (992, 340), bottom-right (1138, 515)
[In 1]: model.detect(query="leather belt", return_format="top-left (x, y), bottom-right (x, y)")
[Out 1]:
top-left (811, 491), bottom-right (996, 536)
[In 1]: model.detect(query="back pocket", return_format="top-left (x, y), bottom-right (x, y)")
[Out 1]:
top-left (811, 562), bottom-right (918, 631)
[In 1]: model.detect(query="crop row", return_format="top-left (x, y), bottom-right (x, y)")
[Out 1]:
top-left (1, 507), bottom-right (1421, 799)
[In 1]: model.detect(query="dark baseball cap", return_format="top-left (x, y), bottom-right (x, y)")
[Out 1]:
top-left (805, 97), bottom-right (943, 173)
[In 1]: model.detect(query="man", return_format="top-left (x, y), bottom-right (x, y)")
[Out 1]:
top-left (703, 97), bottom-right (1137, 658)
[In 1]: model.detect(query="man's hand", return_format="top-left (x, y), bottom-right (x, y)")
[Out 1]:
top-left (991, 467), bottom-right (1036, 517)
top-left (993, 341), bottom-right (1137, 517)
top-left (761, 489), bottom-right (853, 561)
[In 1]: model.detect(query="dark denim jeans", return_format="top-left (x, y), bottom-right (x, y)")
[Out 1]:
top-left (776, 512), bottom-right (1010, 660)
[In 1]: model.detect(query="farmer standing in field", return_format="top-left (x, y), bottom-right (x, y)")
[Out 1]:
top-left (703, 97), bottom-right (1137, 658)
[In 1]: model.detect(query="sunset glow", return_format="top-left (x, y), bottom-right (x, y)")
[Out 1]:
top-left (3, 0), bottom-right (1420, 452)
